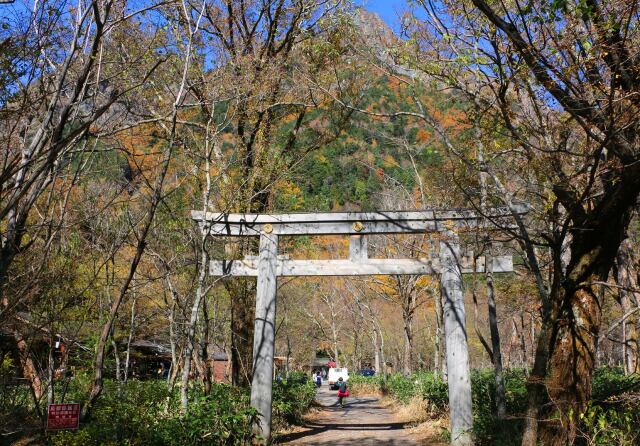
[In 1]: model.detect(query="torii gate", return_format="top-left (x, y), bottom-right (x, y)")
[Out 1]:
top-left (191, 206), bottom-right (528, 445)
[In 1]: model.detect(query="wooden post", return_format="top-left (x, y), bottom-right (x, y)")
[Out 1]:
top-left (349, 234), bottom-right (368, 261)
top-left (440, 230), bottom-right (473, 446)
top-left (250, 232), bottom-right (279, 442)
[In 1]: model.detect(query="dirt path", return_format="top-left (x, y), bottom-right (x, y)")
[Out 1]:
top-left (278, 385), bottom-right (421, 445)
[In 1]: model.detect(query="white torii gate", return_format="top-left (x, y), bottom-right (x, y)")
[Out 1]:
top-left (191, 206), bottom-right (528, 445)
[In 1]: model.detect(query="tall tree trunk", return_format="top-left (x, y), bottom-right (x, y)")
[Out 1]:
top-left (372, 328), bottom-right (381, 372)
top-left (13, 329), bottom-right (43, 418)
top-left (377, 323), bottom-right (387, 378)
top-left (14, 331), bottom-right (43, 399)
top-left (286, 336), bottom-right (291, 378)
top-left (434, 289), bottom-right (444, 378)
top-left (201, 298), bottom-right (212, 395)
top-left (165, 280), bottom-right (179, 388)
top-left (485, 249), bottom-right (506, 418)
top-left (402, 307), bottom-right (413, 376)
top-left (111, 337), bottom-right (121, 382)
top-left (538, 284), bottom-right (603, 445)
top-left (47, 337), bottom-right (55, 406)
top-left (521, 314), bottom-right (528, 368)
top-left (230, 279), bottom-right (255, 387)
top-left (476, 104), bottom-right (506, 417)
top-left (180, 247), bottom-right (208, 414)
top-left (402, 284), bottom-right (416, 376)
top-left (521, 312), bottom-right (554, 446)
top-left (124, 294), bottom-right (136, 382)
top-left (616, 237), bottom-right (639, 374)
top-left (169, 355), bottom-right (182, 388)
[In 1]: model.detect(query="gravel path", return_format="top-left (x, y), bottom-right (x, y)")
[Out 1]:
top-left (278, 384), bottom-right (420, 445)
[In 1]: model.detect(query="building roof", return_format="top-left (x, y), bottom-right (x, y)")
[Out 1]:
top-left (130, 339), bottom-right (171, 354)
top-left (311, 357), bottom-right (332, 367)
top-left (211, 352), bottom-right (228, 361)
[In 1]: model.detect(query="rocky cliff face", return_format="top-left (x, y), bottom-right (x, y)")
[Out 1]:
top-left (353, 7), bottom-right (398, 51)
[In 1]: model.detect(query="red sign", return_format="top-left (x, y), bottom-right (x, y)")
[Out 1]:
top-left (47, 403), bottom-right (80, 431)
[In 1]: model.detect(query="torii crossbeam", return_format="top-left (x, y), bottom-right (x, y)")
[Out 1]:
top-left (191, 205), bottom-right (528, 446)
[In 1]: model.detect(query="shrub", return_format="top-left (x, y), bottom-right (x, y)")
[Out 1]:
top-left (575, 367), bottom-right (640, 446)
top-left (348, 375), bottom-right (383, 395)
top-left (577, 402), bottom-right (640, 446)
top-left (157, 386), bottom-right (258, 445)
top-left (413, 371), bottom-right (449, 410)
top-left (272, 372), bottom-right (316, 429)
top-left (354, 367), bottom-right (639, 446)
top-left (591, 366), bottom-right (640, 401)
top-left (49, 380), bottom-right (264, 445)
top-left (48, 374), bottom-right (319, 445)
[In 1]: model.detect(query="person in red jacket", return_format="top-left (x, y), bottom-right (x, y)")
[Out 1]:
top-left (336, 377), bottom-right (349, 408)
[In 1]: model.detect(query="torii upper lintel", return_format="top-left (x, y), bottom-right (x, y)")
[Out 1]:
top-left (191, 204), bottom-right (529, 237)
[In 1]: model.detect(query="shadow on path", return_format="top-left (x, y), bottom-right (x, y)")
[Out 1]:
top-left (278, 420), bottom-right (410, 442)
top-left (277, 385), bottom-right (419, 445)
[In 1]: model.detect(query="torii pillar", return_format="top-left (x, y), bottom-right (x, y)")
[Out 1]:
top-left (440, 229), bottom-right (473, 446)
top-left (251, 232), bottom-right (279, 439)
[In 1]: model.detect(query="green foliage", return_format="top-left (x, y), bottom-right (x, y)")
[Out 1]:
top-left (286, 74), bottom-right (453, 212)
top-left (351, 372), bottom-right (449, 408)
top-left (470, 369), bottom-right (526, 446)
top-left (49, 377), bottom-right (315, 446)
top-left (157, 386), bottom-right (258, 446)
top-left (576, 367), bottom-right (640, 446)
top-left (578, 403), bottom-right (639, 445)
top-left (0, 376), bottom-right (34, 430)
top-left (347, 374), bottom-right (382, 395)
top-left (348, 367), bottom-right (639, 446)
top-left (272, 372), bottom-right (317, 430)
top-left (591, 366), bottom-right (640, 401)
top-left (0, 355), bottom-right (13, 375)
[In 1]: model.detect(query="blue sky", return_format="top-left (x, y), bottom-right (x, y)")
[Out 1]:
top-left (360, 0), bottom-right (409, 29)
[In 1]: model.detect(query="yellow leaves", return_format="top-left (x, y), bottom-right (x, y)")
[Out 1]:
top-left (416, 275), bottom-right (436, 288)
top-left (383, 154), bottom-right (399, 168)
top-left (115, 123), bottom-right (167, 184)
top-left (284, 112), bottom-right (300, 123)
top-left (274, 179), bottom-right (305, 211)
top-left (544, 190), bottom-right (557, 213)
top-left (370, 276), bottom-right (399, 297)
top-left (367, 151), bottom-right (376, 165)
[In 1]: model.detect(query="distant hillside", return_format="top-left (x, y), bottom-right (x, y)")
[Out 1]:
top-left (273, 10), bottom-right (467, 212)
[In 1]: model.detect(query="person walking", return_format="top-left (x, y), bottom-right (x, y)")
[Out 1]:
top-left (336, 377), bottom-right (349, 408)
top-left (315, 371), bottom-right (322, 388)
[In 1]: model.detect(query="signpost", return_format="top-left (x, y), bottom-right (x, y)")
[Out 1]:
top-left (47, 403), bottom-right (80, 431)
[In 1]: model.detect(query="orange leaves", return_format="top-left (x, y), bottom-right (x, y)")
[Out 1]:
top-left (441, 107), bottom-right (469, 131)
top-left (415, 128), bottom-right (433, 143)
top-left (115, 123), bottom-right (166, 182)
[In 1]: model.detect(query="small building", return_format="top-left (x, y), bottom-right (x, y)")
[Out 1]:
top-left (209, 350), bottom-right (229, 382)
top-left (128, 339), bottom-right (172, 379)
